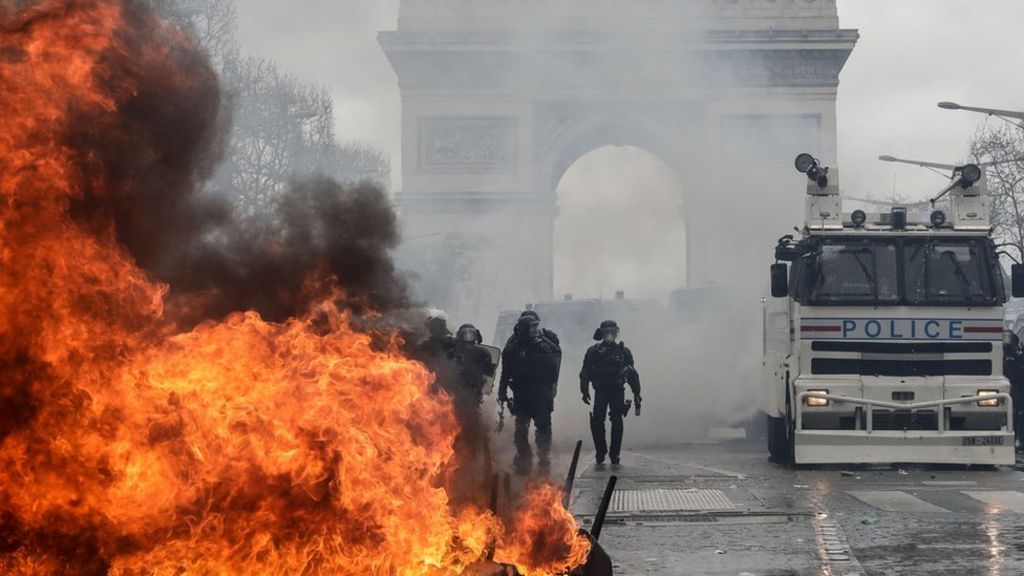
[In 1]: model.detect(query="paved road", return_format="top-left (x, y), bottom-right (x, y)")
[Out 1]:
top-left (565, 441), bottom-right (1024, 576)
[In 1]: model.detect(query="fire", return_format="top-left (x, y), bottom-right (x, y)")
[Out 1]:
top-left (496, 483), bottom-right (593, 575)
top-left (0, 1), bottom-right (590, 575)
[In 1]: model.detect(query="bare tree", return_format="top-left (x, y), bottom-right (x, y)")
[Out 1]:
top-left (316, 143), bottom-right (391, 187)
top-left (222, 56), bottom-right (304, 218)
top-left (971, 125), bottom-right (1024, 256)
top-left (151, 0), bottom-right (240, 71)
top-left (153, 0), bottom-right (391, 228)
top-left (288, 85), bottom-right (390, 185)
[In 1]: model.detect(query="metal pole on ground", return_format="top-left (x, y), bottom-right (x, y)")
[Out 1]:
top-left (590, 475), bottom-right (618, 541)
top-left (563, 439), bottom-right (583, 509)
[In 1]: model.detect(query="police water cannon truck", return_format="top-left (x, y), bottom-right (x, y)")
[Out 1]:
top-left (762, 153), bottom-right (1024, 465)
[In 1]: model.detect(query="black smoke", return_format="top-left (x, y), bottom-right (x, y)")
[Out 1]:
top-left (172, 178), bottom-right (409, 323)
top-left (57, 0), bottom-right (408, 325)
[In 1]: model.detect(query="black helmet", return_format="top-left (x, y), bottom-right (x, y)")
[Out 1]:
top-left (425, 315), bottom-right (450, 338)
top-left (456, 323), bottom-right (483, 344)
top-left (515, 315), bottom-right (539, 335)
top-left (520, 310), bottom-right (540, 321)
top-left (593, 319), bottom-right (620, 341)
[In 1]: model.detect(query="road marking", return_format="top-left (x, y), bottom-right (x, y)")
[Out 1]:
top-left (814, 514), bottom-right (865, 576)
top-left (685, 462), bottom-right (747, 480)
top-left (962, 491), bottom-right (1024, 513)
top-left (920, 480), bottom-right (977, 487)
top-left (848, 491), bottom-right (949, 513)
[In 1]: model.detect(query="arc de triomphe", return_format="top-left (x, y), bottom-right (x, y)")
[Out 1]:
top-left (381, 0), bottom-right (857, 320)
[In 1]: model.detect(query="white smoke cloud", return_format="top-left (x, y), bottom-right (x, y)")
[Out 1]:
top-left (231, 0), bottom-right (1024, 449)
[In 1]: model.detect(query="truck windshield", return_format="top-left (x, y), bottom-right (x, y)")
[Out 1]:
top-left (806, 239), bottom-right (899, 304)
top-left (904, 239), bottom-right (994, 305)
top-left (802, 237), bottom-right (999, 306)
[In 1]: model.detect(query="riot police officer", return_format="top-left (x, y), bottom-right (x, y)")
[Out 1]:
top-left (580, 320), bottom-right (641, 466)
top-left (415, 316), bottom-right (455, 366)
top-left (498, 312), bottom-right (562, 474)
top-left (504, 310), bottom-right (560, 349)
top-left (1003, 330), bottom-right (1024, 453)
top-left (451, 323), bottom-right (497, 402)
top-left (411, 315), bottom-right (457, 394)
top-left (447, 324), bottom-right (498, 461)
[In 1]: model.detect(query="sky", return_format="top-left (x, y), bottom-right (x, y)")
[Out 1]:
top-left (836, 1), bottom-right (1024, 201)
top-left (236, 1), bottom-right (401, 181)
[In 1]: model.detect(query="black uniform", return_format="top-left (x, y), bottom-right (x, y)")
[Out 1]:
top-left (1004, 333), bottom-right (1024, 453)
top-left (499, 316), bottom-right (561, 473)
top-left (448, 327), bottom-right (497, 459)
top-left (580, 339), bottom-right (640, 464)
top-left (413, 316), bottom-right (456, 386)
top-left (451, 340), bottom-right (496, 401)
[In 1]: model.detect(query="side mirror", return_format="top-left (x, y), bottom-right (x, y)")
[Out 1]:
top-left (770, 263), bottom-right (789, 298)
top-left (1013, 264), bottom-right (1024, 298)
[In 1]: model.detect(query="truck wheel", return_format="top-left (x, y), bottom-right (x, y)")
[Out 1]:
top-left (767, 416), bottom-right (794, 465)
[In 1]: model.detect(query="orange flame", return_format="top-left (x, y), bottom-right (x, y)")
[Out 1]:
top-left (496, 483), bottom-right (593, 575)
top-left (0, 1), bottom-right (590, 574)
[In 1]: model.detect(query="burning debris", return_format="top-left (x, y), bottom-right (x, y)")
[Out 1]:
top-left (0, 1), bottom-right (589, 574)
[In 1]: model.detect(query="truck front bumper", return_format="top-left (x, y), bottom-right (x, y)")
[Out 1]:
top-left (794, 392), bottom-right (1015, 465)
top-left (794, 429), bottom-right (1014, 465)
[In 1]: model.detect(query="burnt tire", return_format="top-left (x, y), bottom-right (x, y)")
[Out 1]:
top-left (767, 415), bottom-right (794, 465)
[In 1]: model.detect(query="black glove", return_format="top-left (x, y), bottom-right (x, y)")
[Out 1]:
top-left (582, 391), bottom-right (591, 405)
top-left (634, 394), bottom-right (642, 416)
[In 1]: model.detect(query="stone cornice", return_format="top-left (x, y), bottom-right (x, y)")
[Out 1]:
top-left (380, 28), bottom-right (859, 52)
top-left (397, 191), bottom-right (556, 215)
top-left (396, 0), bottom-right (842, 32)
top-left (382, 46), bottom-right (855, 90)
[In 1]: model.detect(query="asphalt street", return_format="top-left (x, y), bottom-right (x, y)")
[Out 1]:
top-left (565, 441), bottom-right (1024, 576)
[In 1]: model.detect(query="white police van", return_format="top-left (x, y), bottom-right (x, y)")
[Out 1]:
top-left (762, 154), bottom-right (1023, 465)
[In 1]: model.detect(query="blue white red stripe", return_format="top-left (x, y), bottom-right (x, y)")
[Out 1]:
top-left (800, 318), bottom-right (1003, 341)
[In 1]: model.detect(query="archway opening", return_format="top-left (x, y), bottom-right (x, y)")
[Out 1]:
top-left (553, 145), bottom-right (686, 302)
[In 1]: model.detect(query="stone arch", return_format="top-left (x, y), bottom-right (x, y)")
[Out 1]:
top-left (552, 143), bottom-right (689, 299)
top-left (541, 115), bottom-right (694, 291)
top-left (538, 113), bottom-right (694, 197)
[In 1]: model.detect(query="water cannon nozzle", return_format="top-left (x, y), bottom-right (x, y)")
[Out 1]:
top-left (795, 153), bottom-right (830, 189)
top-left (958, 164), bottom-right (982, 187)
top-left (794, 153), bottom-right (817, 174)
top-left (850, 210), bottom-right (867, 227)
